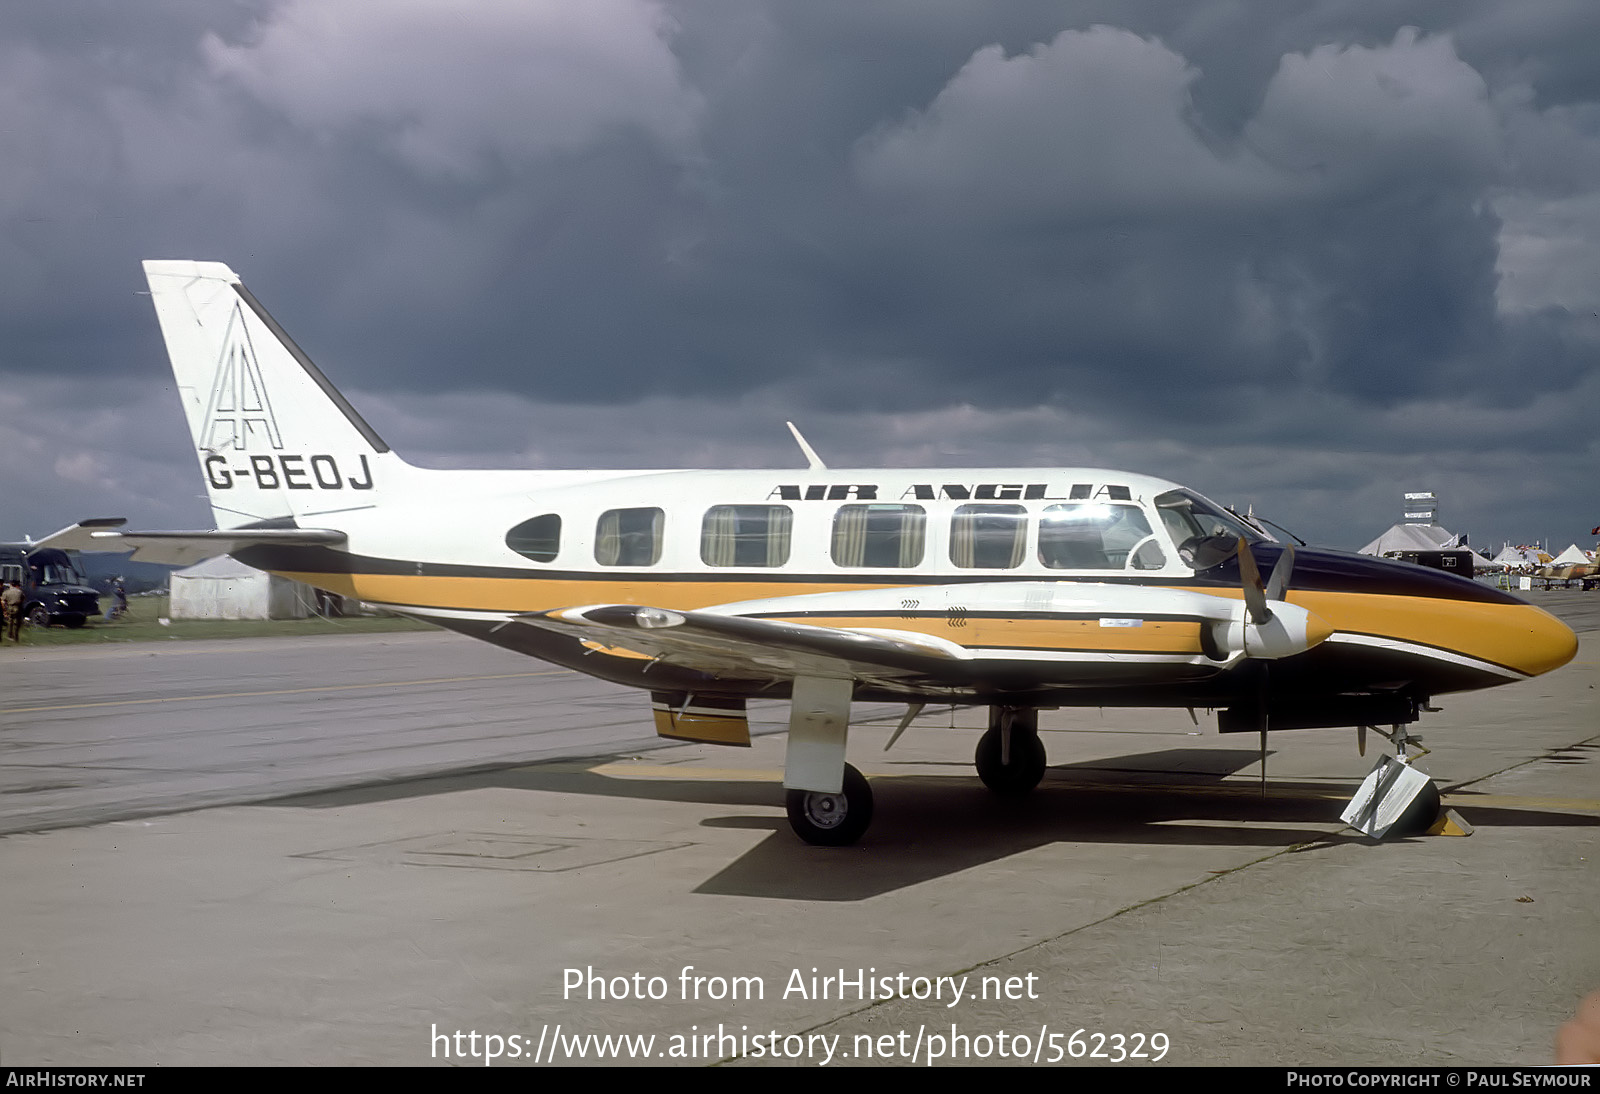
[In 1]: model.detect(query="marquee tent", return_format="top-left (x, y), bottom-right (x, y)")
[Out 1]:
top-left (168, 555), bottom-right (316, 620)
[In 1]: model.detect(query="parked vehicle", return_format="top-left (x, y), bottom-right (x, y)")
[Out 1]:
top-left (0, 545), bottom-right (101, 627)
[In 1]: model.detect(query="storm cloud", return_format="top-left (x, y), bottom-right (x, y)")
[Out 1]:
top-left (1, 1), bottom-right (1596, 551)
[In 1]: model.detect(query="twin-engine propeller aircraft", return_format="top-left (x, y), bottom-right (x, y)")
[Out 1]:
top-left (44, 261), bottom-right (1578, 844)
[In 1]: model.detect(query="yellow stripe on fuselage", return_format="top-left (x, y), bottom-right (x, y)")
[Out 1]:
top-left (275, 570), bottom-right (1575, 678)
top-left (276, 572), bottom-right (901, 612)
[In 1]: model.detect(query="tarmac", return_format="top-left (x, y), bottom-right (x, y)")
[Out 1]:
top-left (0, 591), bottom-right (1595, 1067)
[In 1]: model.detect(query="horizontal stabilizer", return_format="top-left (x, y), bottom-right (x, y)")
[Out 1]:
top-left (87, 527), bottom-right (347, 566)
top-left (25, 518), bottom-right (129, 551)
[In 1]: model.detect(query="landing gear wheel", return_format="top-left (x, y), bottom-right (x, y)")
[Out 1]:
top-left (25, 605), bottom-right (49, 628)
top-left (975, 725), bottom-right (1047, 796)
top-left (1389, 778), bottom-right (1442, 837)
top-left (785, 763), bottom-right (873, 846)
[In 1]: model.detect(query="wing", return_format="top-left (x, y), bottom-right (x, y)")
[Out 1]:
top-left (513, 579), bottom-right (1331, 696)
top-left (512, 604), bottom-right (971, 690)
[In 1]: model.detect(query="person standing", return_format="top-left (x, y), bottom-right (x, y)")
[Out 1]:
top-left (2, 580), bottom-right (22, 642)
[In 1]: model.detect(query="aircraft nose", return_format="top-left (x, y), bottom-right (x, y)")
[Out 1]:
top-left (1507, 604), bottom-right (1579, 677)
top-left (1305, 609), bottom-right (1334, 651)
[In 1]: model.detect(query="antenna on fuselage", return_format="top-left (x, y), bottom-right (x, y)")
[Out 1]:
top-left (785, 422), bottom-right (828, 471)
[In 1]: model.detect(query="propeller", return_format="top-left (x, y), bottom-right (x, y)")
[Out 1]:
top-left (1236, 538), bottom-right (1295, 625)
top-left (1219, 540), bottom-right (1323, 660)
top-left (1235, 539), bottom-right (1297, 796)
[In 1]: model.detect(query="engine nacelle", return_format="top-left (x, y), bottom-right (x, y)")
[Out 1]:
top-left (1212, 602), bottom-right (1333, 660)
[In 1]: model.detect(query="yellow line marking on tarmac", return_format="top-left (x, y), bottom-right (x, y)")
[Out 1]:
top-left (549, 763), bottom-right (1600, 813)
top-left (2, 670), bottom-right (574, 715)
top-left (1442, 792), bottom-right (1600, 813)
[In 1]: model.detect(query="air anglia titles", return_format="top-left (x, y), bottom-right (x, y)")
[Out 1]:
top-left (767, 482), bottom-right (1135, 501)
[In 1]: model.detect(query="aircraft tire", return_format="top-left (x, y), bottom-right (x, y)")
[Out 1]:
top-left (25, 605), bottom-right (50, 628)
top-left (975, 726), bottom-right (1047, 796)
top-left (1389, 779), bottom-right (1443, 837)
top-left (785, 763), bottom-right (873, 846)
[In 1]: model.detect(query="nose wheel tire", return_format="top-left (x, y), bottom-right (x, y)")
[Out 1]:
top-left (1389, 779), bottom-right (1443, 838)
top-left (785, 763), bottom-right (873, 846)
top-left (975, 725), bottom-right (1047, 796)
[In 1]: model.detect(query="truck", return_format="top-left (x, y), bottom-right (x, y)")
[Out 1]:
top-left (0, 545), bottom-right (101, 628)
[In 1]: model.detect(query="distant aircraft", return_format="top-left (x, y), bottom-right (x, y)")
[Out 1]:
top-left (41, 261), bottom-right (1579, 844)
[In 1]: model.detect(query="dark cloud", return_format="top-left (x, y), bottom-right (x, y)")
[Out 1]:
top-left (0, 1), bottom-right (1596, 553)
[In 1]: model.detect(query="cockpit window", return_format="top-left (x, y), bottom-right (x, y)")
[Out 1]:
top-left (1154, 489), bottom-right (1266, 569)
top-left (1038, 504), bottom-right (1164, 570)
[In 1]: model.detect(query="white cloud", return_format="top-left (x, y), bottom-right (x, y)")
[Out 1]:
top-left (855, 25), bottom-right (1270, 218)
top-left (203, 0), bottom-right (703, 179)
top-left (1246, 28), bottom-right (1500, 192)
top-left (1495, 192), bottom-right (1600, 314)
top-left (858, 26), bottom-right (1504, 219)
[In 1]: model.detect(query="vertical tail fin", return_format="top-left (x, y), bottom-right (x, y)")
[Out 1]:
top-left (143, 260), bottom-right (406, 528)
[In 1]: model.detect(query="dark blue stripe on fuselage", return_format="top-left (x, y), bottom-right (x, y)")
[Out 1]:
top-left (1193, 545), bottom-right (1519, 605)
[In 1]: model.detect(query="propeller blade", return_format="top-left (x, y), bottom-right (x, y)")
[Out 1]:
top-left (1237, 538), bottom-right (1271, 624)
top-left (1265, 543), bottom-right (1295, 602)
top-left (1257, 661), bottom-right (1270, 798)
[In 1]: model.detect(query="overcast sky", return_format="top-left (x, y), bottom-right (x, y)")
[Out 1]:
top-left (2, 0), bottom-right (1597, 553)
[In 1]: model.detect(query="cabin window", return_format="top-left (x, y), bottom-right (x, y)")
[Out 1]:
top-left (831, 504), bottom-right (925, 568)
top-left (505, 513), bottom-right (562, 562)
top-left (701, 505), bottom-right (793, 567)
top-left (949, 504), bottom-right (1027, 569)
top-left (595, 507), bottom-right (664, 567)
top-left (1038, 503), bottom-right (1163, 570)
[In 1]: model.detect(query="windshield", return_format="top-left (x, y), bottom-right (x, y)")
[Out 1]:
top-left (27, 549), bottom-right (88, 587)
top-left (1153, 489), bottom-right (1270, 570)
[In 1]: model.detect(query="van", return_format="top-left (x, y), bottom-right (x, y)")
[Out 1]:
top-left (0, 546), bottom-right (101, 628)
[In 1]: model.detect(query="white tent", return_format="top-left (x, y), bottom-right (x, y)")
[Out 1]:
top-left (168, 555), bottom-right (316, 620)
top-left (1471, 550), bottom-right (1507, 573)
top-left (1358, 522), bottom-right (1461, 556)
top-left (1551, 544), bottom-right (1592, 566)
top-left (1493, 546), bottom-right (1542, 567)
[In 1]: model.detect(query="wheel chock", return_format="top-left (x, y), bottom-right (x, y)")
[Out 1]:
top-left (1424, 808), bottom-right (1474, 837)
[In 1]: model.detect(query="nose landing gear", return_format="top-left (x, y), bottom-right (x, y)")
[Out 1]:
top-left (1342, 723), bottom-right (1455, 839)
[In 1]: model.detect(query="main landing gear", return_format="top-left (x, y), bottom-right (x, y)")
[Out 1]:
top-left (779, 689), bottom-right (1049, 846)
top-left (785, 764), bottom-right (874, 847)
top-left (783, 677), bottom-right (876, 846)
top-left (974, 706), bottom-right (1047, 796)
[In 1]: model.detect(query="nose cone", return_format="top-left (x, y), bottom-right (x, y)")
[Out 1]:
top-left (1510, 604), bottom-right (1580, 677)
top-left (1304, 610), bottom-right (1334, 651)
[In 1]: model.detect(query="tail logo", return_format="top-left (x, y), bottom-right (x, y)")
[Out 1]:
top-left (202, 305), bottom-right (283, 453)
